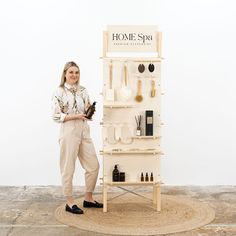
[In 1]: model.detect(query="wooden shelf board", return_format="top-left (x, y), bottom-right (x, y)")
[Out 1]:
top-left (100, 56), bottom-right (164, 61)
top-left (103, 104), bottom-right (134, 108)
top-left (100, 150), bottom-right (164, 155)
top-left (101, 181), bottom-right (163, 186)
top-left (132, 136), bottom-right (161, 139)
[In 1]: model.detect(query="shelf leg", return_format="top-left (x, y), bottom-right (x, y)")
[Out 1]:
top-left (156, 185), bottom-right (161, 212)
top-left (103, 184), bottom-right (108, 213)
top-left (153, 185), bottom-right (157, 204)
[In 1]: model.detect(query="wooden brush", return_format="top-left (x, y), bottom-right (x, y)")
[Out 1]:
top-left (135, 80), bottom-right (143, 102)
top-left (151, 80), bottom-right (156, 97)
top-left (105, 62), bottom-right (115, 101)
top-left (119, 65), bottom-right (132, 101)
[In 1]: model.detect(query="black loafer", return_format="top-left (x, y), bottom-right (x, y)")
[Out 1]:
top-left (83, 200), bottom-right (103, 208)
top-left (65, 204), bottom-right (84, 214)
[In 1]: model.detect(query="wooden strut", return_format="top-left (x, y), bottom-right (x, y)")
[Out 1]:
top-left (103, 31), bottom-right (108, 57)
top-left (101, 58), bottom-right (163, 62)
top-left (157, 31), bottom-right (162, 58)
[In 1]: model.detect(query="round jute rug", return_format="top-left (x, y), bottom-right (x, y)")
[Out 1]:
top-left (55, 193), bottom-right (215, 235)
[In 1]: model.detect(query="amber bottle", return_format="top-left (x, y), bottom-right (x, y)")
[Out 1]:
top-left (85, 102), bottom-right (96, 119)
top-left (112, 165), bottom-right (120, 182)
top-left (150, 172), bottom-right (154, 181)
top-left (145, 172), bottom-right (149, 181)
top-left (141, 172), bottom-right (144, 182)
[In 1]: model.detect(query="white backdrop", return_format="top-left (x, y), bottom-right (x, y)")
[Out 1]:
top-left (0, 0), bottom-right (235, 185)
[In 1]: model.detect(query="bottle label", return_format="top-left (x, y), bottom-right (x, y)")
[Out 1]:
top-left (136, 129), bottom-right (141, 136)
top-left (147, 117), bottom-right (153, 124)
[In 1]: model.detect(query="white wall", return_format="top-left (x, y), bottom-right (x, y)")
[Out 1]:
top-left (0, 0), bottom-right (235, 185)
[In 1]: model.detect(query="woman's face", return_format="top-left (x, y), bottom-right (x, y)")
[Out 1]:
top-left (65, 66), bottom-right (79, 85)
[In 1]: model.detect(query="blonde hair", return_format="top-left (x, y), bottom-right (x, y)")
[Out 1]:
top-left (59, 61), bottom-right (80, 87)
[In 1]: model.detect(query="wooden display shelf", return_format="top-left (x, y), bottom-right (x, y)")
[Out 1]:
top-left (100, 149), bottom-right (163, 155)
top-left (101, 27), bottom-right (163, 213)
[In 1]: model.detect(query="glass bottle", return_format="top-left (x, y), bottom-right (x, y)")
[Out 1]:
top-left (150, 172), bottom-right (154, 181)
top-left (141, 172), bottom-right (144, 182)
top-left (85, 102), bottom-right (96, 119)
top-left (112, 165), bottom-right (120, 182)
top-left (145, 172), bottom-right (149, 181)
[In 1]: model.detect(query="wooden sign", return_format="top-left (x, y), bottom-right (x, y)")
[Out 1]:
top-left (107, 25), bottom-right (159, 52)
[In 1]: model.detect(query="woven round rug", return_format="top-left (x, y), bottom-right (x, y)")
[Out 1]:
top-left (55, 193), bottom-right (215, 235)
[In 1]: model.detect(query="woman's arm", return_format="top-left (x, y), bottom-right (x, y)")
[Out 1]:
top-left (64, 114), bottom-right (87, 122)
top-left (52, 88), bottom-right (87, 123)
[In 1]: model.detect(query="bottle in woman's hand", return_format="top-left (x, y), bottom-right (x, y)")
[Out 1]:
top-left (85, 102), bottom-right (96, 119)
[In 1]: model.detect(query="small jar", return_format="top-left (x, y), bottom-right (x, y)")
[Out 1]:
top-left (120, 172), bottom-right (125, 182)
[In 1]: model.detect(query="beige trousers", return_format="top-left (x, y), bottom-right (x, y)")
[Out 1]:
top-left (59, 120), bottom-right (99, 197)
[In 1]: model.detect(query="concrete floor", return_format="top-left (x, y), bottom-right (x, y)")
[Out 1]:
top-left (0, 186), bottom-right (235, 236)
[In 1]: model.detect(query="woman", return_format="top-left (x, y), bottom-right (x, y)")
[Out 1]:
top-left (52, 61), bottom-right (103, 214)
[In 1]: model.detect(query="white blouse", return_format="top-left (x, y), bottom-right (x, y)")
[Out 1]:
top-left (52, 83), bottom-right (91, 123)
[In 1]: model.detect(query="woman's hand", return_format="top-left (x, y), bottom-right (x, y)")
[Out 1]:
top-left (76, 114), bottom-right (87, 121)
